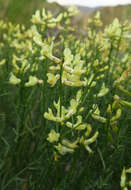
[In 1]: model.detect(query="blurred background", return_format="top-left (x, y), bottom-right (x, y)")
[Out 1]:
top-left (0, 0), bottom-right (131, 26)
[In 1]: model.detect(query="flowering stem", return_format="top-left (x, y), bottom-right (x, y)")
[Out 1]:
top-left (76, 74), bottom-right (96, 114)
top-left (107, 42), bottom-right (113, 86)
top-left (42, 59), bottom-right (48, 127)
top-left (59, 60), bottom-right (63, 118)
top-left (115, 27), bottom-right (123, 58)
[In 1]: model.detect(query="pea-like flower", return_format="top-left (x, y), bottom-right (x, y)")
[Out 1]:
top-left (80, 131), bottom-right (99, 153)
top-left (25, 76), bottom-right (41, 87)
top-left (47, 130), bottom-right (60, 143)
top-left (55, 143), bottom-right (74, 155)
top-left (31, 10), bottom-right (43, 24)
top-left (91, 104), bottom-right (107, 123)
top-left (67, 6), bottom-right (79, 17)
top-left (96, 83), bottom-right (109, 97)
top-left (44, 89), bottom-right (82, 124)
top-left (9, 72), bottom-right (21, 85)
top-left (47, 73), bottom-right (60, 87)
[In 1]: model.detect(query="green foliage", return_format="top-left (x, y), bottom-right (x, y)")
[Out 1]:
top-left (0, 0), bottom-right (63, 24)
top-left (0, 6), bottom-right (131, 190)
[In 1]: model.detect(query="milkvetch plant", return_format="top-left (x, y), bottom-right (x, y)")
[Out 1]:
top-left (0, 6), bottom-right (130, 190)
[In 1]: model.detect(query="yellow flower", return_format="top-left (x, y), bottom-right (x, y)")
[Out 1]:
top-left (33, 34), bottom-right (43, 46)
top-left (31, 10), bottom-right (43, 24)
top-left (114, 95), bottom-right (131, 108)
top-left (97, 83), bottom-right (109, 97)
top-left (55, 143), bottom-right (74, 155)
top-left (83, 131), bottom-right (99, 153)
top-left (9, 73), bottom-right (21, 85)
top-left (85, 124), bottom-right (92, 137)
top-left (110, 108), bottom-right (122, 122)
top-left (64, 48), bottom-right (73, 64)
top-left (54, 151), bottom-right (60, 162)
top-left (66, 115), bottom-right (87, 130)
top-left (25, 76), bottom-right (39, 87)
top-left (104, 18), bottom-right (121, 38)
top-left (126, 167), bottom-right (131, 173)
top-left (44, 108), bottom-right (57, 122)
top-left (92, 114), bottom-right (107, 123)
top-left (47, 73), bottom-right (60, 87)
top-left (114, 70), bottom-right (129, 86)
top-left (84, 131), bottom-right (99, 146)
top-left (41, 42), bottom-right (54, 58)
top-left (62, 79), bottom-right (85, 87)
top-left (42, 8), bottom-right (48, 20)
top-left (56, 13), bottom-right (63, 22)
top-left (116, 85), bottom-right (131, 97)
top-left (67, 6), bottom-right (79, 16)
top-left (44, 89), bottom-right (82, 124)
top-left (91, 104), bottom-right (107, 123)
top-left (120, 168), bottom-right (126, 188)
top-left (47, 129), bottom-right (60, 143)
top-left (107, 104), bottom-right (112, 115)
top-left (62, 138), bottom-right (78, 149)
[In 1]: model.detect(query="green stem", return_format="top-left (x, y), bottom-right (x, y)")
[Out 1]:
top-left (76, 74), bottom-right (96, 114)
top-left (107, 42), bottom-right (113, 86)
top-left (59, 60), bottom-right (63, 118)
top-left (42, 58), bottom-right (48, 127)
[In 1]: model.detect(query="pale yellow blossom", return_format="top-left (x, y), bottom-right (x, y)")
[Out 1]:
top-left (9, 73), bottom-right (21, 85)
top-left (47, 129), bottom-right (60, 143)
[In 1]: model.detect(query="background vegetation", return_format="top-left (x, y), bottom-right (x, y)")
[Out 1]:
top-left (1, 0), bottom-right (131, 25)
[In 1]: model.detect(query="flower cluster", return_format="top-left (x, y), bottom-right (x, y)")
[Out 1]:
top-left (0, 7), bottom-right (130, 162)
top-left (44, 90), bottom-right (99, 155)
